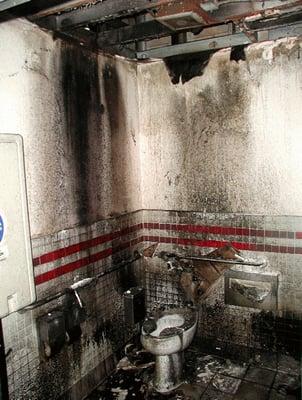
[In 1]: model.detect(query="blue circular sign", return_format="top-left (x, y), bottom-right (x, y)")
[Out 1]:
top-left (0, 214), bottom-right (4, 243)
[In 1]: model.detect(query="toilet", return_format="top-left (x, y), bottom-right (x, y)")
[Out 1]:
top-left (141, 307), bottom-right (198, 393)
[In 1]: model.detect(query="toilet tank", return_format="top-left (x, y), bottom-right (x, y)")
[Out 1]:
top-left (0, 134), bottom-right (36, 318)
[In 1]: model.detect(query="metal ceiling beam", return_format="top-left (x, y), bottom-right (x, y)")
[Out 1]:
top-left (36, 0), bottom-right (174, 31)
top-left (30, 0), bottom-right (109, 19)
top-left (97, 19), bottom-right (173, 47)
top-left (245, 10), bottom-right (302, 31)
top-left (34, 0), bottom-right (302, 33)
top-left (137, 31), bottom-right (252, 59)
top-left (136, 20), bottom-right (302, 59)
top-left (257, 20), bottom-right (302, 41)
top-left (0, 0), bottom-right (30, 12)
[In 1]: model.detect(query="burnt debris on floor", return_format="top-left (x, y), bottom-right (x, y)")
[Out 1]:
top-left (86, 339), bottom-right (301, 400)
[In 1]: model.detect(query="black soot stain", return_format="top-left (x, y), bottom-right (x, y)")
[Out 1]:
top-left (103, 63), bottom-right (122, 136)
top-left (164, 50), bottom-right (216, 84)
top-left (61, 44), bottom-right (101, 225)
top-left (198, 60), bottom-right (248, 123)
top-left (230, 45), bottom-right (247, 62)
top-left (102, 63), bottom-right (129, 213)
top-left (252, 311), bottom-right (302, 357)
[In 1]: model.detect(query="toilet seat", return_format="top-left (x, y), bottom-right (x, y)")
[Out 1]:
top-left (142, 308), bottom-right (196, 338)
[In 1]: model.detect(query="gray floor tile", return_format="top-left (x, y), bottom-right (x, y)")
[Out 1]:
top-left (177, 383), bottom-right (206, 400)
top-left (272, 372), bottom-right (301, 400)
top-left (278, 355), bottom-right (300, 376)
top-left (195, 355), bottom-right (223, 385)
top-left (268, 389), bottom-right (286, 400)
top-left (201, 388), bottom-right (233, 400)
top-left (233, 381), bottom-right (270, 400)
top-left (252, 351), bottom-right (278, 370)
top-left (211, 374), bottom-right (241, 394)
top-left (217, 359), bottom-right (248, 378)
top-left (195, 355), bottom-right (247, 380)
top-left (269, 389), bottom-right (297, 400)
top-left (245, 366), bottom-right (276, 387)
top-left (273, 372), bottom-right (300, 391)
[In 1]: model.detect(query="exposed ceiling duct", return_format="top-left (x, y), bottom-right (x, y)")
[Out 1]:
top-left (0, 0), bottom-right (301, 58)
top-left (153, 0), bottom-right (212, 30)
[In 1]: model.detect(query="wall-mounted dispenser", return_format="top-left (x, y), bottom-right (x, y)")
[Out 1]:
top-left (63, 290), bottom-right (86, 343)
top-left (37, 310), bottom-right (67, 358)
top-left (124, 287), bottom-right (145, 325)
top-left (0, 134), bottom-right (36, 318)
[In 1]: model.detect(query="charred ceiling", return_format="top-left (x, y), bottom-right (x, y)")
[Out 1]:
top-left (0, 0), bottom-right (302, 59)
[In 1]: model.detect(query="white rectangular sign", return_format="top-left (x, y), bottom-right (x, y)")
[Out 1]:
top-left (0, 134), bottom-right (36, 318)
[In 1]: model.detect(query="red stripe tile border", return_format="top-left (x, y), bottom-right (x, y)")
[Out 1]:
top-left (33, 223), bottom-right (143, 267)
top-left (142, 236), bottom-right (301, 254)
top-left (145, 223), bottom-right (298, 240)
top-left (35, 236), bottom-right (145, 285)
top-left (35, 230), bottom-right (302, 286)
top-left (35, 247), bottom-right (113, 285)
top-left (33, 221), bottom-right (302, 277)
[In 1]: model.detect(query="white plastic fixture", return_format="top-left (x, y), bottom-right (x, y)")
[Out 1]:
top-left (0, 134), bottom-right (36, 318)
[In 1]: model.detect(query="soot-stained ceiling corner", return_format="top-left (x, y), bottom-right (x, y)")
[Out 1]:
top-left (230, 45), bottom-right (247, 62)
top-left (164, 50), bottom-right (216, 84)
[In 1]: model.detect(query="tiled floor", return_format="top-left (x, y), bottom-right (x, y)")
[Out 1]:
top-left (87, 340), bottom-right (301, 399)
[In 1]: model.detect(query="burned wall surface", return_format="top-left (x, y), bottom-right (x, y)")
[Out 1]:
top-left (138, 38), bottom-right (302, 215)
top-left (1, 17), bottom-right (302, 400)
top-left (0, 18), bottom-right (142, 400)
top-left (2, 210), bottom-right (145, 400)
top-left (137, 39), bottom-right (302, 358)
top-left (0, 19), bottom-right (141, 238)
top-left (140, 210), bottom-right (302, 357)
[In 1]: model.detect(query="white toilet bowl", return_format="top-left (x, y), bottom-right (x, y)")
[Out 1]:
top-left (141, 307), bottom-right (197, 393)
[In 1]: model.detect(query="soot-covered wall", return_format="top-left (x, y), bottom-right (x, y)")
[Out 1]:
top-left (0, 18), bottom-right (142, 400)
top-left (138, 38), bottom-right (302, 215)
top-left (1, 16), bottom-right (302, 400)
top-left (137, 38), bottom-right (302, 355)
top-left (0, 19), bottom-right (141, 238)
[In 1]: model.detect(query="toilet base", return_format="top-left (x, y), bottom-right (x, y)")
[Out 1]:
top-left (153, 352), bottom-right (184, 393)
